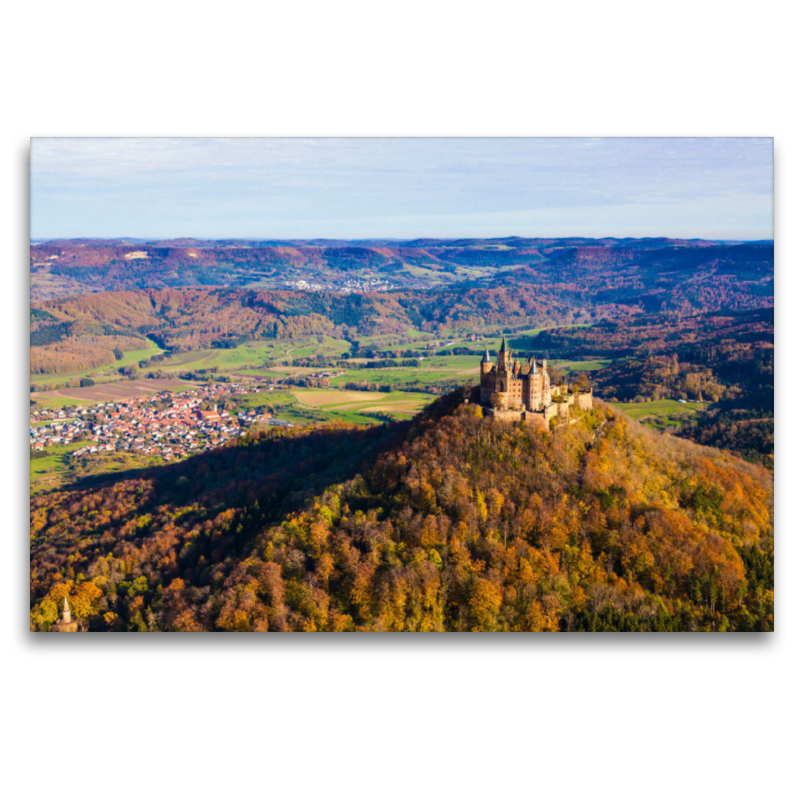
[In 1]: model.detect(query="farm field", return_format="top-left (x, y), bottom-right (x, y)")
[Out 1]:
top-left (555, 359), bottom-right (612, 372)
top-left (31, 378), bottom-right (191, 408)
top-left (29, 340), bottom-right (165, 388)
top-left (291, 388), bottom-right (438, 423)
top-left (328, 365), bottom-right (474, 388)
top-left (327, 353), bottom-right (482, 389)
top-left (609, 399), bottom-right (710, 431)
top-left (153, 336), bottom-right (352, 374)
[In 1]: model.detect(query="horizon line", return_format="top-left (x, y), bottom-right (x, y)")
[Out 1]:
top-left (30, 235), bottom-right (775, 244)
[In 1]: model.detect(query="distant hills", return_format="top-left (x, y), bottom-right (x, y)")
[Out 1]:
top-left (30, 237), bottom-right (774, 303)
top-left (30, 237), bottom-right (774, 353)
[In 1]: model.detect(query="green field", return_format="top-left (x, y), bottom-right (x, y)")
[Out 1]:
top-left (228, 386), bottom-right (437, 426)
top-left (555, 359), bottom-right (612, 372)
top-left (30, 339), bottom-right (165, 388)
top-left (609, 399), bottom-right (709, 431)
top-left (154, 336), bottom-right (352, 374)
top-left (291, 388), bottom-right (439, 424)
top-left (31, 378), bottom-right (192, 409)
top-left (30, 441), bottom-right (94, 493)
top-left (30, 325), bottom-right (611, 489)
top-left (31, 442), bottom-right (164, 494)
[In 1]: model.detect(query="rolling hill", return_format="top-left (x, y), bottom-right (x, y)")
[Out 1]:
top-left (30, 392), bottom-right (773, 632)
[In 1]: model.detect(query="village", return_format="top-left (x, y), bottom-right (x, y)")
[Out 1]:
top-left (286, 272), bottom-right (401, 293)
top-left (30, 381), bottom-right (294, 463)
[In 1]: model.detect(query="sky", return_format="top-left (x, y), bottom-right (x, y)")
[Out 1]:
top-left (30, 137), bottom-right (773, 241)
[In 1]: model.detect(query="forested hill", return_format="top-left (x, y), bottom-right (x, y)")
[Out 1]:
top-left (31, 237), bottom-right (773, 306)
top-left (30, 392), bottom-right (773, 632)
top-left (30, 247), bottom-right (774, 353)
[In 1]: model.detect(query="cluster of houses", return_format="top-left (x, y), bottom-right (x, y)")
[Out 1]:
top-left (30, 382), bottom-right (293, 463)
top-left (286, 275), bottom-right (400, 294)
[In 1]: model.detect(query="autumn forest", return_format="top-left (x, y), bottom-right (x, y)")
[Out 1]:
top-left (29, 238), bottom-right (774, 632)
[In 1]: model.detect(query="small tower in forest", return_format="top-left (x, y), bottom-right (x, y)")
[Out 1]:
top-left (50, 595), bottom-right (83, 633)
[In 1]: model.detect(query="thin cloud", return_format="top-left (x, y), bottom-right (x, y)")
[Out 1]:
top-left (30, 137), bottom-right (773, 240)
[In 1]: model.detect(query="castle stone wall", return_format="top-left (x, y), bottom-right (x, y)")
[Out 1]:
top-left (577, 391), bottom-right (593, 411)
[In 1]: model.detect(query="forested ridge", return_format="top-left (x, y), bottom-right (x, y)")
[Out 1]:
top-left (533, 307), bottom-right (774, 466)
top-left (30, 391), bottom-right (773, 632)
top-left (30, 237), bottom-right (774, 303)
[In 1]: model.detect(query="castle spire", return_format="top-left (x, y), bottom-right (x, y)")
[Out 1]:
top-left (62, 596), bottom-right (71, 624)
top-left (496, 336), bottom-right (510, 372)
top-left (482, 347), bottom-right (491, 363)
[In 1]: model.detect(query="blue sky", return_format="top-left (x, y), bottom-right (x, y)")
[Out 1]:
top-left (30, 137), bottom-right (773, 241)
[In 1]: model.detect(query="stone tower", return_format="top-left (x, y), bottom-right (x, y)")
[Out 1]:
top-left (50, 595), bottom-right (83, 633)
top-left (496, 336), bottom-right (511, 373)
top-left (480, 347), bottom-right (492, 376)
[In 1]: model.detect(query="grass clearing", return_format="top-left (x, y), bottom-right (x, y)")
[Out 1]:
top-left (155, 337), bottom-right (352, 374)
top-left (609, 399), bottom-right (710, 432)
top-left (291, 388), bottom-right (438, 423)
top-left (610, 399), bottom-right (709, 420)
top-left (30, 441), bottom-right (95, 493)
top-left (30, 339), bottom-right (164, 388)
top-left (31, 443), bottom-right (164, 494)
top-left (555, 359), bottom-right (613, 372)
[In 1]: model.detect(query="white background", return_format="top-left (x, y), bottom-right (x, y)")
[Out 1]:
top-left (3, 3), bottom-right (796, 798)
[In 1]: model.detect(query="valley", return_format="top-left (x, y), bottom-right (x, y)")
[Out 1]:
top-left (29, 236), bottom-right (774, 632)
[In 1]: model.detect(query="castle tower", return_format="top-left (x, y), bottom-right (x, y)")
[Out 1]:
top-left (50, 594), bottom-right (82, 632)
top-left (480, 347), bottom-right (492, 376)
top-left (543, 363), bottom-right (551, 406)
top-left (496, 336), bottom-right (511, 373)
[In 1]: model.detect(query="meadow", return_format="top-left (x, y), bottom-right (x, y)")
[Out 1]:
top-left (153, 336), bottom-right (352, 373)
top-left (609, 398), bottom-right (709, 430)
top-left (291, 388), bottom-right (439, 423)
top-left (30, 441), bottom-right (92, 493)
top-left (29, 339), bottom-right (165, 388)
top-left (31, 378), bottom-right (191, 408)
top-left (31, 444), bottom-right (164, 494)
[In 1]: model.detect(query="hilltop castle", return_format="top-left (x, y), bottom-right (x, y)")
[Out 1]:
top-left (479, 337), bottom-right (592, 430)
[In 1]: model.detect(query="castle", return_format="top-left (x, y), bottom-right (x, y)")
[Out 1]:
top-left (479, 337), bottom-right (592, 430)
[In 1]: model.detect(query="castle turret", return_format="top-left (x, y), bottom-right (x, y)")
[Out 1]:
top-left (62, 596), bottom-right (71, 624)
top-left (497, 336), bottom-right (511, 373)
top-left (481, 347), bottom-right (492, 376)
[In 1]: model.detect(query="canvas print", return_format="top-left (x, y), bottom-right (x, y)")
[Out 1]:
top-left (29, 137), bottom-right (774, 632)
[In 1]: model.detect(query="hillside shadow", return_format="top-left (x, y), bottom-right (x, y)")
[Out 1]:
top-left (56, 421), bottom-right (405, 527)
